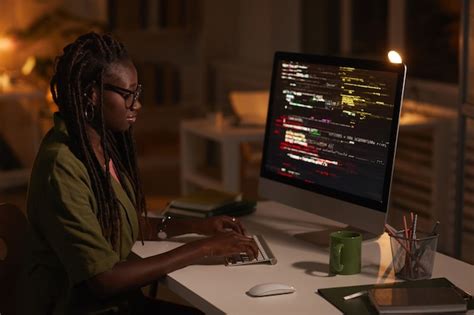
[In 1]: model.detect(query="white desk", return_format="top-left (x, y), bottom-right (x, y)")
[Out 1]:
top-left (133, 201), bottom-right (474, 315)
top-left (180, 119), bottom-right (264, 194)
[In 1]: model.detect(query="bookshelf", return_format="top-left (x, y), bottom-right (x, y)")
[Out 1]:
top-left (108, 0), bottom-right (206, 199)
top-left (0, 87), bottom-right (44, 189)
top-left (109, 0), bottom-right (203, 112)
top-left (108, 0), bottom-right (199, 31)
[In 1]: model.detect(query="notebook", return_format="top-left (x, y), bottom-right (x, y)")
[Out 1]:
top-left (317, 278), bottom-right (473, 315)
top-left (167, 189), bottom-right (241, 211)
top-left (166, 200), bottom-right (256, 218)
top-left (368, 287), bottom-right (467, 314)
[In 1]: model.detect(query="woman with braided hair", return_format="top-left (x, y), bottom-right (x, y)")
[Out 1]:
top-left (21, 32), bottom-right (257, 315)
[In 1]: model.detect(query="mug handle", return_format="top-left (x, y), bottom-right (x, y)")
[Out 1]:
top-left (332, 243), bottom-right (344, 273)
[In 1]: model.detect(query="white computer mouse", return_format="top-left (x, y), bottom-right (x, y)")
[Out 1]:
top-left (247, 282), bottom-right (296, 297)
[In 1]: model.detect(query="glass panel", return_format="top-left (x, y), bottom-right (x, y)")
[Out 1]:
top-left (405, 0), bottom-right (460, 83)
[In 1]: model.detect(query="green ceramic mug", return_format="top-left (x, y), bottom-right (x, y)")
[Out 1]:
top-left (329, 231), bottom-right (362, 275)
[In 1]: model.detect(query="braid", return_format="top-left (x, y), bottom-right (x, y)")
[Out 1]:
top-left (51, 32), bottom-right (146, 251)
top-left (107, 130), bottom-right (148, 240)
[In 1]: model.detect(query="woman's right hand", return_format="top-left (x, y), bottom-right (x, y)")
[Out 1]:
top-left (195, 231), bottom-right (259, 259)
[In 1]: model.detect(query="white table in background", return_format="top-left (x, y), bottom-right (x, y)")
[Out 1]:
top-left (132, 201), bottom-right (474, 315)
top-left (180, 118), bottom-right (264, 194)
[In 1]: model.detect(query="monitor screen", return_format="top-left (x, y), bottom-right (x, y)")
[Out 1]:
top-left (259, 52), bottom-right (406, 235)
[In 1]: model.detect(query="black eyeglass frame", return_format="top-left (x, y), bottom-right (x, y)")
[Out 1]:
top-left (103, 83), bottom-right (142, 109)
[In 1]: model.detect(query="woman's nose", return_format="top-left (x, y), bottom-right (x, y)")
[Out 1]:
top-left (132, 100), bottom-right (142, 111)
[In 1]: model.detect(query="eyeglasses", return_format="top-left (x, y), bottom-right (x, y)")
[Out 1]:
top-left (103, 83), bottom-right (142, 109)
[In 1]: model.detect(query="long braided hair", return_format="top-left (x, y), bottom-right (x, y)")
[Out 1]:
top-left (50, 32), bottom-right (146, 251)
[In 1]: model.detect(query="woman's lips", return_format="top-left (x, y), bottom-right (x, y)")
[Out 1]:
top-left (126, 115), bottom-right (137, 123)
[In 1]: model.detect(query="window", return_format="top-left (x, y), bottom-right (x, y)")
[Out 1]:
top-left (405, 0), bottom-right (460, 83)
top-left (351, 0), bottom-right (388, 59)
top-left (303, 1), bottom-right (460, 89)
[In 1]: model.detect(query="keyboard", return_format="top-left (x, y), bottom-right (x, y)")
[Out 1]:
top-left (225, 234), bottom-right (277, 266)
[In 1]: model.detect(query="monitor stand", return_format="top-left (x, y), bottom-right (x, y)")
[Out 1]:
top-left (293, 226), bottom-right (380, 247)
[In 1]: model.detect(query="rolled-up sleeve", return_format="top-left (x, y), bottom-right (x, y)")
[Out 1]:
top-left (39, 151), bottom-right (119, 286)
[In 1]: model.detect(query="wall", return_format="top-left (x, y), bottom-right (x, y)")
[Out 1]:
top-left (237, 0), bottom-right (301, 65)
top-left (0, 0), bottom-right (60, 32)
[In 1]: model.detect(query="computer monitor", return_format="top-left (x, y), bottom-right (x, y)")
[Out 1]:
top-left (259, 52), bottom-right (406, 241)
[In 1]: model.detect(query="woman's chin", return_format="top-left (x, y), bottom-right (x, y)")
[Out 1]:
top-left (109, 123), bottom-right (133, 133)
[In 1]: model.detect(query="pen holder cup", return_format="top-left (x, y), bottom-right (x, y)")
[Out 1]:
top-left (389, 230), bottom-right (438, 280)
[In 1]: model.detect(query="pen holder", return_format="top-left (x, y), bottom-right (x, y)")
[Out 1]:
top-left (389, 230), bottom-right (438, 280)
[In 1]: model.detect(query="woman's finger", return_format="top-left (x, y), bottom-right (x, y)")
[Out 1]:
top-left (241, 242), bottom-right (258, 259)
top-left (233, 234), bottom-right (258, 255)
top-left (223, 216), bottom-right (245, 235)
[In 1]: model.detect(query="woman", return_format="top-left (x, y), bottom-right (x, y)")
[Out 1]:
top-left (22, 32), bottom-right (257, 314)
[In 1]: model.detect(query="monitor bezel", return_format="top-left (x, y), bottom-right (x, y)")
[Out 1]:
top-left (260, 51), bottom-right (407, 214)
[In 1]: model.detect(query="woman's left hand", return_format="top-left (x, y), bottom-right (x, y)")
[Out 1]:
top-left (198, 216), bottom-right (246, 236)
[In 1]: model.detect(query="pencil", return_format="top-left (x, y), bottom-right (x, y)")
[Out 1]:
top-left (430, 221), bottom-right (440, 235)
top-left (385, 228), bottom-right (428, 274)
top-left (403, 216), bottom-right (409, 238)
top-left (410, 213), bottom-right (418, 278)
top-left (402, 214), bottom-right (411, 277)
top-left (412, 214), bottom-right (418, 240)
top-left (403, 215), bottom-right (410, 252)
top-left (384, 223), bottom-right (398, 235)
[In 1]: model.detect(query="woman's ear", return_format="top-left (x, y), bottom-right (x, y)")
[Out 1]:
top-left (87, 86), bottom-right (99, 106)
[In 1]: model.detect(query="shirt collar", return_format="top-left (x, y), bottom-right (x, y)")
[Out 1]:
top-left (53, 112), bottom-right (69, 136)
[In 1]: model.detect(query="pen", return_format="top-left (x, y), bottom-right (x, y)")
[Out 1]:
top-left (430, 221), bottom-right (440, 235)
top-left (343, 290), bottom-right (367, 300)
top-left (412, 214), bottom-right (418, 240)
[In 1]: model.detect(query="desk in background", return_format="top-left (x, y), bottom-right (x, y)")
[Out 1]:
top-left (178, 114), bottom-right (452, 211)
top-left (133, 201), bottom-right (474, 315)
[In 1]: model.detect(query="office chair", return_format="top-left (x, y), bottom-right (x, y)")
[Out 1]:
top-left (0, 203), bottom-right (28, 315)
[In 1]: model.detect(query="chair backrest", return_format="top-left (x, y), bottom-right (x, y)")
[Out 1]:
top-left (0, 203), bottom-right (28, 315)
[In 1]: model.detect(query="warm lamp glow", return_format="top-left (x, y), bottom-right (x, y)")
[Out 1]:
top-left (46, 87), bottom-right (54, 103)
top-left (0, 73), bottom-right (12, 91)
top-left (0, 37), bottom-right (15, 52)
top-left (388, 50), bottom-right (402, 64)
top-left (21, 56), bottom-right (36, 76)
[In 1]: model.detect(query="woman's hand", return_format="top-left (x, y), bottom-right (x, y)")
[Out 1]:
top-left (197, 215), bottom-right (246, 236)
top-left (195, 231), bottom-right (258, 259)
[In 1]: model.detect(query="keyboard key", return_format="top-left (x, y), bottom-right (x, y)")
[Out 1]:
top-left (225, 235), bottom-right (277, 266)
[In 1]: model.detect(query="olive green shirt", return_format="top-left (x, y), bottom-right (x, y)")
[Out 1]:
top-left (23, 113), bottom-right (140, 314)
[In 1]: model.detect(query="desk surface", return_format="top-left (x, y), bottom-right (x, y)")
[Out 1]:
top-left (132, 201), bottom-right (474, 315)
